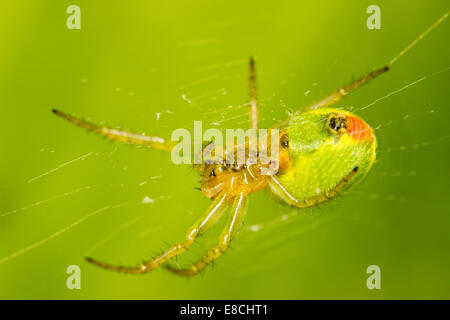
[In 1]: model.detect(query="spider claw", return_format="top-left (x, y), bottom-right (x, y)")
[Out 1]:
top-left (85, 256), bottom-right (102, 268)
top-left (85, 256), bottom-right (94, 263)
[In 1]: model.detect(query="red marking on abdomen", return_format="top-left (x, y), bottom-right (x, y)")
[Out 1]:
top-left (347, 116), bottom-right (373, 140)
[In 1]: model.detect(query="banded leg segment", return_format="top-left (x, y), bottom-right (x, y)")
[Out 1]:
top-left (305, 66), bottom-right (390, 111)
top-left (167, 191), bottom-right (248, 276)
top-left (85, 192), bottom-right (229, 274)
top-left (52, 109), bottom-right (174, 152)
top-left (267, 167), bottom-right (359, 208)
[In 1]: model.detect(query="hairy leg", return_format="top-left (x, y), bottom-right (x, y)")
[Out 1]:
top-left (52, 109), bottom-right (174, 152)
top-left (167, 191), bottom-right (248, 276)
top-left (272, 66), bottom-right (389, 129)
top-left (85, 192), bottom-right (229, 274)
top-left (305, 66), bottom-right (389, 111)
top-left (267, 167), bottom-right (359, 208)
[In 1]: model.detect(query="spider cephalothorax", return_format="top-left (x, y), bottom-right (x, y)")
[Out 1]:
top-left (196, 130), bottom-right (292, 202)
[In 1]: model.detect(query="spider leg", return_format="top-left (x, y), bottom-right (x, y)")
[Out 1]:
top-left (166, 191), bottom-right (248, 276)
top-left (248, 57), bottom-right (258, 130)
top-left (271, 66), bottom-right (390, 129)
top-left (266, 174), bottom-right (301, 207)
top-left (52, 109), bottom-right (174, 152)
top-left (267, 167), bottom-right (359, 208)
top-left (302, 10), bottom-right (447, 114)
top-left (85, 192), bottom-right (229, 274)
top-left (305, 66), bottom-right (389, 111)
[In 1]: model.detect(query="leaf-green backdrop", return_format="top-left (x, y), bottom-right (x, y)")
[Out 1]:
top-left (0, 0), bottom-right (449, 299)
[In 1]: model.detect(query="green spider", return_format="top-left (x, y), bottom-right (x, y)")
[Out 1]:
top-left (52, 59), bottom-right (388, 276)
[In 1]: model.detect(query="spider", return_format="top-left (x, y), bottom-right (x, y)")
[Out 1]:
top-left (52, 58), bottom-right (388, 276)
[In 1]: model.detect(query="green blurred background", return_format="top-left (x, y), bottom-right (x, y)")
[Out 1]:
top-left (0, 0), bottom-right (449, 299)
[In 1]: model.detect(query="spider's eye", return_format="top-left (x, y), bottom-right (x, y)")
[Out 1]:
top-left (210, 166), bottom-right (223, 177)
top-left (280, 133), bottom-right (289, 148)
top-left (326, 113), bottom-right (348, 134)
